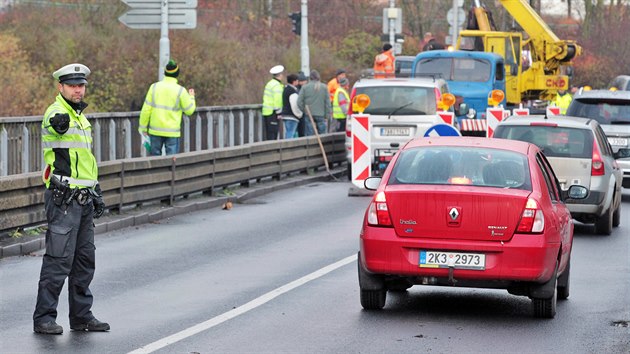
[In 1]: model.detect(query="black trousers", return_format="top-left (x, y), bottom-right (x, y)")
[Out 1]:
top-left (33, 189), bottom-right (96, 326)
top-left (263, 113), bottom-right (279, 141)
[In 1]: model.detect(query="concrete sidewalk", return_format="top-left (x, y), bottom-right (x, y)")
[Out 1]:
top-left (0, 167), bottom-right (345, 259)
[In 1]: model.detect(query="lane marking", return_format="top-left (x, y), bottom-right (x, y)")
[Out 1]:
top-left (128, 254), bottom-right (357, 354)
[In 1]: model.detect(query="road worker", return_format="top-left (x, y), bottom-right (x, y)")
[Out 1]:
top-left (332, 77), bottom-right (350, 132)
top-left (373, 44), bottom-right (395, 79)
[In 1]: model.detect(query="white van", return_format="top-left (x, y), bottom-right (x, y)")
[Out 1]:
top-left (345, 77), bottom-right (452, 178)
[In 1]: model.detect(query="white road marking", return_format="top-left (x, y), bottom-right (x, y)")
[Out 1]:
top-left (128, 254), bottom-right (358, 354)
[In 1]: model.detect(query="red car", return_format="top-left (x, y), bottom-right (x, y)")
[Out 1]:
top-left (359, 137), bottom-right (588, 318)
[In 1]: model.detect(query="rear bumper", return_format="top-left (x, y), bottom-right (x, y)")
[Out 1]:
top-left (360, 226), bottom-right (559, 284)
top-left (565, 189), bottom-right (606, 216)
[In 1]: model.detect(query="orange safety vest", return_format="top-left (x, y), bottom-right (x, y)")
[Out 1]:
top-left (373, 50), bottom-right (395, 79)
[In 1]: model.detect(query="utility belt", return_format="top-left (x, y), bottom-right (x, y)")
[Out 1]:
top-left (49, 175), bottom-right (97, 207)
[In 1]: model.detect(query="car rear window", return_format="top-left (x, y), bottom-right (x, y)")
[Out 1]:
top-left (354, 86), bottom-right (436, 115)
top-left (388, 146), bottom-right (531, 190)
top-left (567, 98), bottom-right (630, 125)
top-left (493, 125), bottom-right (594, 158)
top-left (414, 57), bottom-right (491, 82)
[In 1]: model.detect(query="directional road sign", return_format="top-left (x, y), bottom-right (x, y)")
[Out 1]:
top-left (122, 0), bottom-right (197, 8)
top-left (424, 123), bottom-right (462, 137)
top-left (119, 8), bottom-right (196, 29)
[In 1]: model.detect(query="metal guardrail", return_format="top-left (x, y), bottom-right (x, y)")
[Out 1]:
top-left (0, 133), bottom-right (346, 234)
top-left (0, 104), bottom-right (264, 176)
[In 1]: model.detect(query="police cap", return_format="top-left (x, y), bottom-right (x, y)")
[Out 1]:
top-left (269, 65), bottom-right (285, 75)
top-left (53, 63), bottom-right (90, 85)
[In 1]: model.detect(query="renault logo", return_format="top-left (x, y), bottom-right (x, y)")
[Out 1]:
top-left (449, 207), bottom-right (459, 221)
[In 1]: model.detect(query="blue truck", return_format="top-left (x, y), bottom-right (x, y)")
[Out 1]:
top-left (411, 50), bottom-right (506, 136)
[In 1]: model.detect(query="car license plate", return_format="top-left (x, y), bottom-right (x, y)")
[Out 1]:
top-left (608, 137), bottom-right (629, 147)
top-left (381, 127), bottom-right (410, 136)
top-left (419, 250), bottom-right (485, 270)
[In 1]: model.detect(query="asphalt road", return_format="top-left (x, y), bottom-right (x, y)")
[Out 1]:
top-left (1, 182), bottom-right (628, 354)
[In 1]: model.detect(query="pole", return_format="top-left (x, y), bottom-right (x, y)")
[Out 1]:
top-left (158, 0), bottom-right (170, 81)
top-left (452, 0), bottom-right (459, 43)
top-left (388, 0), bottom-right (395, 57)
top-left (300, 0), bottom-right (309, 75)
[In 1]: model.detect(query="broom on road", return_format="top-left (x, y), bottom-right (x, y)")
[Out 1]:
top-left (305, 105), bottom-right (339, 181)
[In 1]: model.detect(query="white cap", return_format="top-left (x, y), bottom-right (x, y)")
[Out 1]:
top-left (53, 63), bottom-right (91, 84)
top-left (269, 65), bottom-right (285, 75)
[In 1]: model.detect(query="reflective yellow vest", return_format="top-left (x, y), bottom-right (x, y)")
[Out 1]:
top-left (138, 77), bottom-right (196, 138)
top-left (41, 94), bottom-right (98, 189)
top-left (332, 87), bottom-right (349, 119)
top-left (554, 93), bottom-right (573, 114)
top-left (262, 78), bottom-right (283, 116)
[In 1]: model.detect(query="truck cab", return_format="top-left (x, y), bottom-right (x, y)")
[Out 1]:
top-left (412, 50), bottom-right (506, 123)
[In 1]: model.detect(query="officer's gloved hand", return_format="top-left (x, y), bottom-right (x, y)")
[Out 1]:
top-left (50, 113), bottom-right (70, 134)
top-left (93, 184), bottom-right (105, 219)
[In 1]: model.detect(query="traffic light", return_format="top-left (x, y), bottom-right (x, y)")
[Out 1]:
top-left (289, 12), bottom-right (301, 35)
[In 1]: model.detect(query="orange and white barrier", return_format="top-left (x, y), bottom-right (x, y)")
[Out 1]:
top-left (437, 111), bottom-right (455, 126)
top-left (459, 119), bottom-right (487, 132)
top-left (351, 114), bottom-right (371, 188)
top-left (546, 106), bottom-right (561, 116)
top-left (486, 107), bottom-right (507, 138)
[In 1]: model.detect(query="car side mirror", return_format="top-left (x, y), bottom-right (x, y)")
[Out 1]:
top-left (613, 148), bottom-right (630, 159)
top-left (563, 185), bottom-right (588, 200)
top-left (364, 176), bottom-right (382, 191)
top-left (456, 103), bottom-right (469, 116)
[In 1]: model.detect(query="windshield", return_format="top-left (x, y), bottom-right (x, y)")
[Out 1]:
top-left (355, 86), bottom-right (436, 115)
top-left (493, 125), bottom-right (594, 159)
top-left (415, 57), bottom-right (491, 82)
top-left (567, 98), bottom-right (630, 125)
top-left (388, 146), bottom-right (531, 190)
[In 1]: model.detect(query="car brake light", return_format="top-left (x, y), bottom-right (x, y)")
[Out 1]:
top-left (367, 191), bottom-right (393, 227)
top-left (516, 198), bottom-right (544, 233)
top-left (591, 139), bottom-right (605, 176)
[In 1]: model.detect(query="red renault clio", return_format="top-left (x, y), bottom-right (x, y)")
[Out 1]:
top-left (359, 137), bottom-right (587, 318)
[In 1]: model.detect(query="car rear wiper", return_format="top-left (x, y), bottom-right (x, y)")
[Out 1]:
top-left (387, 102), bottom-right (414, 119)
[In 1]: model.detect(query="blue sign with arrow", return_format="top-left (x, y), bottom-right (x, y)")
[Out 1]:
top-left (423, 124), bottom-right (462, 137)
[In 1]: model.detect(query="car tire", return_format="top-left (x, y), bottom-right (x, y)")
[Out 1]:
top-left (532, 264), bottom-right (558, 319)
top-left (612, 202), bottom-right (621, 228)
top-left (595, 206), bottom-right (613, 235)
top-left (557, 261), bottom-right (570, 300)
top-left (360, 289), bottom-right (387, 310)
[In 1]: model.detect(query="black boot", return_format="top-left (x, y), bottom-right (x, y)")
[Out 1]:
top-left (34, 321), bottom-right (63, 335)
top-left (70, 318), bottom-right (110, 332)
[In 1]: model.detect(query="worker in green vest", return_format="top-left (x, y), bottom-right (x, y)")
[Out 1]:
top-left (262, 65), bottom-right (285, 140)
top-left (139, 59), bottom-right (196, 155)
top-left (553, 88), bottom-right (573, 115)
top-left (332, 77), bottom-right (351, 132)
top-left (34, 63), bottom-right (109, 335)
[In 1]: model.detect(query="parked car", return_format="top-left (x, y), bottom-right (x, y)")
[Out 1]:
top-left (494, 115), bottom-right (623, 235)
top-left (394, 56), bottom-right (415, 78)
top-left (345, 77), bottom-right (452, 179)
top-left (359, 136), bottom-right (587, 318)
top-left (566, 89), bottom-right (630, 188)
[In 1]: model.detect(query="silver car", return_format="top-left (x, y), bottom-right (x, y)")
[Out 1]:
top-left (566, 89), bottom-right (630, 188)
top-left (494, 115), bottom-right (623, 235)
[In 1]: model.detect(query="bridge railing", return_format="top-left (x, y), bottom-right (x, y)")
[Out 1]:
top-left (0, 104), bottom-right (265, 176)
top-left (0, 133), bottom-right (346, 234)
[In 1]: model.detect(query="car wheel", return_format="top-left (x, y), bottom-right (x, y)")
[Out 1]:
top-left (557, 261), bottom-right (570, 300)
top-left (595, 206), bottom-right (613, 235)
top-left (360, 289), bottom-right (386, 310)
top-left (532, 264), bottom-right (558, 318)
top-left (612, 202), bottom-right (621, 228)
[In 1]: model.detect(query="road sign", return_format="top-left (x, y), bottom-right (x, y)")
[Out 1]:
top-left (447, 8), bottom-right (465, 26)
top-left (351, 114), bottom-right (371, 188)
top-left (424, 124), bottom-right (461, 137)
top-left (119, 8), bottom-right (196, 29)
top-left (382, 8), bottom-right (402, 34)
top-left (122, 0), bottom-right (197, 8)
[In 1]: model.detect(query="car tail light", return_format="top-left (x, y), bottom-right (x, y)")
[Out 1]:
top-left (591, 139), bottom-right (605, 176)
top-left (367, 191), bottom-right (393, 227)
top-left (516, 198), bottom-right (544, 233)
top-left (434, 87), bottom-right (442, 111)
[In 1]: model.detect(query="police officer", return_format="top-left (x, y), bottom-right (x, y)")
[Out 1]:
top-left (262, 65), bottom-right (285, 140)
top-left (34, 63), bottom-right (109, 334)
top-left (138, 59), bottom-right (196, 155)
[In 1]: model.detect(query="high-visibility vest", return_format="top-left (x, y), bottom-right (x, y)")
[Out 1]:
top-left (554, 93), bottom-right (573, 114)
top-left (138, 77), bottom-right (196, 138)
top-left (41, 94), bottom-right (98, 189)
top-left (262, 78), bottom-right (283, 116)
top-left (374, 51), bottom-right (394, 79)
top-left (332, 87), bottom-right (349, 119)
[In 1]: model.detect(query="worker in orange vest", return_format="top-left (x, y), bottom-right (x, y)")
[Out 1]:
top-left (327, 69), bottom-right (346, 102)
top-left (373, 44), bottom-right (395, 79)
